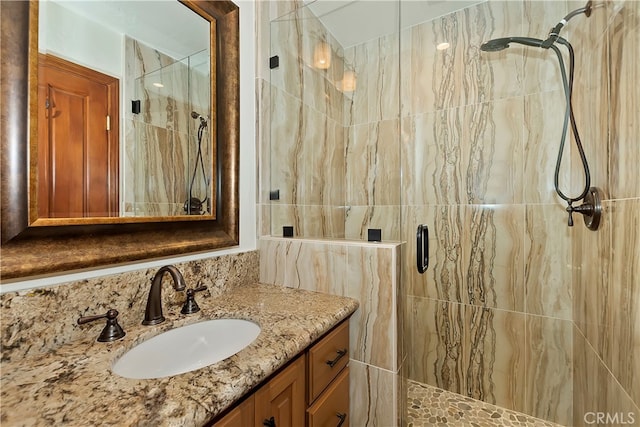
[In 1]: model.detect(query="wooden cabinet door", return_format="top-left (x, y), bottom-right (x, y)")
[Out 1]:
top-left (213, 395), bottom-right (255, 427)
top-left (254, 355), bottom-right (306, 427)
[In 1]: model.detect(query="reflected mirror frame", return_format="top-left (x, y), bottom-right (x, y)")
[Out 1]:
top-left (0, 0), bottom-right (240, 280)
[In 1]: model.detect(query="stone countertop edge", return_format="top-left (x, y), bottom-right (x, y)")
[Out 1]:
top-left (0, 283), bottom-right (359, 427)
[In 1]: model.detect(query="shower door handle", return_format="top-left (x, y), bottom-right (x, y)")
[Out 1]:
top-left (416, 224), bottom-right (429, 274)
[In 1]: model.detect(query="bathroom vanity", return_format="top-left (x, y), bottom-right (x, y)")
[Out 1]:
top-left (0, 283), bottom-right (358, 426)
top-left (212, 318), bottom-right (350, 426)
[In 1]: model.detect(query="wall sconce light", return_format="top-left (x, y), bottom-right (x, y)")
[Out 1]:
top-left (436, 42), bottom-right (450, 51)
top-left (313, 41), bottom-right (331, 69)
top-left (339, 70), bottom-right (357, 92)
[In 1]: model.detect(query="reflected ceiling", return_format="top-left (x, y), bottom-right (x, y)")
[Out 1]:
top-left (42, 0), bottom-right (209, 59)
top-left (305, 0), bottom-right (483, 47)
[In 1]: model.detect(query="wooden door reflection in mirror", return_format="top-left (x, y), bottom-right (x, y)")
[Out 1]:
top-left (38, 54), bottom-right (120, 218)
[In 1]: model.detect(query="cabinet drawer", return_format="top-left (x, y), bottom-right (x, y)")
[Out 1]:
top-left (307, 319), bottom-right (349, 403)
top-left (307, 367), bottom-right (349, 427)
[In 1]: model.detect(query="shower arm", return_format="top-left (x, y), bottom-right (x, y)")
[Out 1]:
top-left (541, 1), bottom-right (592, 48)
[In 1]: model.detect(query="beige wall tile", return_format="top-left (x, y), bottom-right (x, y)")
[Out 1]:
top-left (402, 204), bottom-right (524, 312)
top-left (270, 204), bottom-right (303, 237)
top-left (462, 97), bottom-right (524, 204)
top-left (408, 10), bottom-right (463, 114)
top-left (464, 204), bottom-right (525, 312)
top-left (269, 85), bottom-right (304, 205)
top-left (522, 0), bottom-right (568, 95)
top-left (366, 31), bottom-right (400, 123)
top-left (465, 305), bottom-right (526, 413)
top-left (523, 90), bottom-right (570, 205)
top-left (460, 1), bottom-right (524, 105)
top-left (400, 110), bottom-right (464, 206)
top-left (345, 120), bottom-right (400, 207)
top-left (407, 297), bottom-right (527, 413)
top-left (258, 238), bottom-right (288, 285)
top-left (608, 1), bottom-right (640, 199)
top-left (283, 241), bottom-right (347, 295)
top-left (302, 205), bottom-right (345, 239)
top-left (346, 245), bottom-right (397, 371)
top-left (525, 315), bottom-right (573, 425)
top-left (607, 199), bottom-right (640, 405)
top-left (407, 296), bottom-right (466, 394)
top-left (573, 325), bottom-right (640, 426)
top-left (349, 360), bottom-right (397, 427)
top-left (343, 44), bottom-right (370, 126)
top-left (525, 204), bottom-right (572, 319)
top-left (344, 205), bottom-right (401, 241)
top-left (260, 237), bottom-right (400, 373)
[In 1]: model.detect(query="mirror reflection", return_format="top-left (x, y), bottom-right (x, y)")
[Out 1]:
top-left (37, 0), bottom-right (212, 218)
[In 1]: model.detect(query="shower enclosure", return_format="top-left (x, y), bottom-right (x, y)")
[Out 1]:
top-left (124, 41), bottom-right (211, 217)
top-left (264, 1), bottom-right (639, 425)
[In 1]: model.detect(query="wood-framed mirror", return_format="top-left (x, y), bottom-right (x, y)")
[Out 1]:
top-left (0, 0), bottom-right (240, 280)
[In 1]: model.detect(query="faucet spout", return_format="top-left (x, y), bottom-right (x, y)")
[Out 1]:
top-left (143, 265), bottom-right (187, 325)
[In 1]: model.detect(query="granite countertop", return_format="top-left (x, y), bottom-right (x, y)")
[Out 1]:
top-left (0, 283), bottom-right (359, 426)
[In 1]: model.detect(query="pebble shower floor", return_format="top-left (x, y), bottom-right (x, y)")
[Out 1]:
top-left (406, 380), bottom-right (563, 427)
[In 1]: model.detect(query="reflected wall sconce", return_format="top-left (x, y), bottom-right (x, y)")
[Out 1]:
top-left (339, 70), bottom-right (357, 92)
top-left (313, 41), bottom-right (331, 69)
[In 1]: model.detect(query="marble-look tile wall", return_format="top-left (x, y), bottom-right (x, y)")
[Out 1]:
top-left (401, 1), bottom-right (577, 424)
top-left (343, 31), bottom-right (402, 241)
top-left (263, 5), bottom-right (348, 238)
top-left (570, 0), bottom-right (640, 424)
top-left (123, 37), bottom-right (211, 217)
top-left (259, 236), bottom-right (403, 427)
top-left (1, 251), bottom-right (259, 362)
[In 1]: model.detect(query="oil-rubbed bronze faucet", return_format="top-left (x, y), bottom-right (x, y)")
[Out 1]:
top-left (143, 265), bottom-right (187, 325)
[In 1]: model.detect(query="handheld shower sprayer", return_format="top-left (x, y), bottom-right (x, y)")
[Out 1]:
top-left (480, 1), bottom-right (602, 230)
top-left (184, 111), bottom-right (211, 215)
top-left (191, 111), bottom-right (207, 127)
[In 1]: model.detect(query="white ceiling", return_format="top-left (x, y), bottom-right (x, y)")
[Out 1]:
top-left (305, 0), bottom-right (483, 47)
top-left (46, 0), bottom-right (210, 60)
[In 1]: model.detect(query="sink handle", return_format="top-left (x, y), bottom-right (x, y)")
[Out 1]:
top-left (263, 417), bottom-right (276, 427)
top-left (181, 286), bottom-right (208, 315)
top-left (78, 309), bottom-right (126, 342)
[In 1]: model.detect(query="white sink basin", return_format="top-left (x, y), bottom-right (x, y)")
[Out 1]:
top-left (112, 319), bottom-right (261, 379)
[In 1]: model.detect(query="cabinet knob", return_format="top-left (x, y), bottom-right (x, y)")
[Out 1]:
top-left (263, 416), bottom-right (276, 427)
top-left (336, 412), bottom-right (347, 427)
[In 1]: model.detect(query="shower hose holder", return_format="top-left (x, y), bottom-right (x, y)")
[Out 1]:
top-left (566, 187), bottom-right (602, 230)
